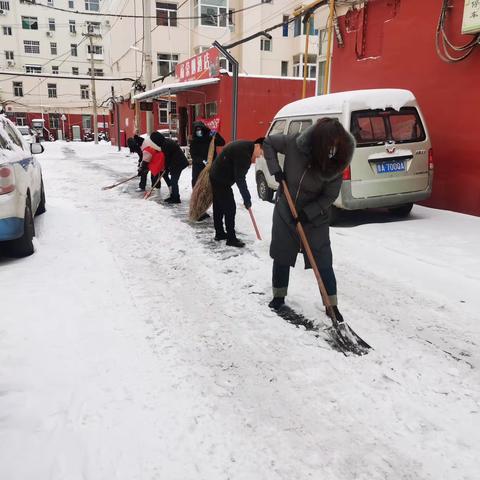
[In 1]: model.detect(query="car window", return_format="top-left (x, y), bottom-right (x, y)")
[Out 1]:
top-left (0, 130), bottom-right (9, 150)
top-left (268, 119), bottom-right (286, 135)
top-left (351, 108), bottom-right (426, 146)
top-left (287, 119), bottom-right (312, 135)
top-left (4, 122), bottom-right (24, 148)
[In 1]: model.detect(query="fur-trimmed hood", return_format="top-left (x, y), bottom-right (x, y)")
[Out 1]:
top-left (296, 123), bottom-right (356, 181)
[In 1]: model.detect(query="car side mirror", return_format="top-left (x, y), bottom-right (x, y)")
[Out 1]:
top-left (30, 143), bottom-right (44, 155)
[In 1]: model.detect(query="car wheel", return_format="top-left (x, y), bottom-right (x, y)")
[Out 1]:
top-left (35, 178), bottom-right (46, 216)
top-left (6, 200), bottom-right (35, 258)
top-left (388, 203), bottom-right (413, 217)
top-left (329, 205), bottom-right (341, 226)
top-left (256, 172), bottom-right (274, 202)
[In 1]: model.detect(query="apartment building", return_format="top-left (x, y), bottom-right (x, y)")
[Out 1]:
top-left (0, 0), bottom-right (114, 138)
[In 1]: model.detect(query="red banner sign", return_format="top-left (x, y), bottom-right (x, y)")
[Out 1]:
top-left (175, 47), bottom-right (221, 83)
top-left (196, 116), bottom-right (221, 131)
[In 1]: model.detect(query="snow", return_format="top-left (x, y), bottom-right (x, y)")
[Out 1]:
top-left (0, 141), bottom-right (479, 480)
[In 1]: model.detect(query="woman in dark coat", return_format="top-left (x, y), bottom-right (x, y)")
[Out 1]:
top-left (263, 118), bottom-right (355, 321)
top-left (150, 131), bottom-right (189, 203)
top-left (189, 121), bottom-right (225, 187)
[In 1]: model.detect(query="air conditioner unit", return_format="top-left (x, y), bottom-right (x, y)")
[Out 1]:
top-left (46, 31), bottom-right (53, 37)
top-left (0, 9), bottom-right (6, 15)
top-left (105, 20), bottom-right (110, 27)
top-left (7, 60), bottom-right (15, 67)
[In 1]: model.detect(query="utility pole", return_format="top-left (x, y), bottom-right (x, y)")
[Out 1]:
top-left (85, 25), bottom-right (100, 144)
top-left (143, 0), bottom-right (153, 133)
top-left (111, 86), bottom-right (121, 152)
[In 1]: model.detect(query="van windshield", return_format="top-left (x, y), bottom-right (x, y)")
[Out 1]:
top-left (350, 107), bottom-right (426, 147)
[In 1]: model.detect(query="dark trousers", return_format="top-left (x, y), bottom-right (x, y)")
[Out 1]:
top-left (192, 162), bottom-right (205, 188)
top-left (211, 180), bottom-right (236, 239)
top-left (169, 170), bottom-right (181, 200)
top-left (272, 260), bottom-right (338, 304)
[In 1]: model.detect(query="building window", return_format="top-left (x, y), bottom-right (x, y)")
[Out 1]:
top-left (156, 3), bottom-right (177, 27)
top-left (318, 28), bottom-right (327, 57)
top-left (5, 51), bottom-right (14, 60)
top-left (193, 103), bottom-right (203, 119)
top-left (87, 68), bottom-right (104, 76)
top-left (292, 54), bottom-right (317, 79)
top-left (205, 101), bottom-right (217, 118)
top-left (72, 66), bottom-right (79, 75)
top-left (80, 85), bottom-right (89, 99)
top-left (49, 113), bottom-right (61, 129)
top-left (294, 16), bottom-right (301, 36)
top-left (281, 60), bottom-right (288, 76)
top-left (22, 16), bottom-right (39, 30)
top-left (71, 44), bottom-right (77, 56)
top-left (87, 44), bottom-right (103, 55)
top-left (24, 40), bottom-right (40, 54)
top-left (68, 0), bottom-right (74, 8)
top-left (195, 0), bottom-right (227, 27)
top-left (0, 1), bottom-right (10, 10)
top-left (260, 38), bottom-right (272, 52)
top-left (159, 100), bottom-right (169, 123)
top-left (48, 18), bottom-right (56, 31)
top-left (157, 53), bottom-right (178, 76)
top-left (13, 81), bottom-right (23, 97)
top-left (303, 17), bottom-right (315, 35)
top-left (193, 46), bottom-right (209, 55)
top-left (50, 42), bottom-right (57, 55)
top-left (69, 20), bottom-right (76, 33)
top-left (282, 15), bottom-right (289, 37)
top-left (228, 9), bottom-right (234, 29)
top-left (3, 26), bottom-right (13, 36)
top-left (82, 115), bottom-right (92, 129)
top-left (47, 83), bottom-right (57, 98)
top-left (52, 66), bottom-right (59, 74)
top-left (85, 0), bottom-right (99, 11)
top-left (86, 21), bottom-right (101, 34)
top-left (15, 114), bottom-right (27, 126)
top-left (261, 0), bottom-right (272, 3)
top-left (25, 64), bottom-right (42, 73)
top-left (47, 0), bottom-right (54, 5)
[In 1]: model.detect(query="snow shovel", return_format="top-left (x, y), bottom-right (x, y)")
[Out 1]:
top-left (101, 174), bottom-right (138, 190)
top-left (281, 179), bottom-right (371, 355)
top-left (247, 207), bottom-right (262, 240)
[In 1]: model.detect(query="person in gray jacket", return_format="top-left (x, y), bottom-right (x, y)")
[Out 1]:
top-left (263, 118), bottom-right (355, 322)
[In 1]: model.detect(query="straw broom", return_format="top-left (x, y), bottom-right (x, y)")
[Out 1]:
top-left (189, 134), bottom-right (217, 221)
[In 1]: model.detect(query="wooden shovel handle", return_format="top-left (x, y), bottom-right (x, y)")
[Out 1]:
top-left (281, 180), bottom-right (333, 311)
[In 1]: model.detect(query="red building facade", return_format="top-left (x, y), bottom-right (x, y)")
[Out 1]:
top-left (332, 0), bottom-right (480, 216)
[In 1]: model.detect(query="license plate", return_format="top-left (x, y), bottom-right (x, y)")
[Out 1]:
top-left (376, 160), bottom-right (405, 173)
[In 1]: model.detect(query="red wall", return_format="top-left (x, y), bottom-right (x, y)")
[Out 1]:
top-left (332, 0), bottom-right (480, 216)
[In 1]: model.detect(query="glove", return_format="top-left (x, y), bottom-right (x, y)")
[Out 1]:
top-left (202, 159), bottom-right (208, 166)
top-left (274, 171), bottom-right (285, 184)
top-left (244, 199), bottom-right (252, 209)
top-left (295, 209), bottom-right (309, 225)
top-left (209, 130), bottom-right (217, 137)
top-left (138, 161), bottom-right (149, 175)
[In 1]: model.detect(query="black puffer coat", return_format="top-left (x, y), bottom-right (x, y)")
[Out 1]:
top-left (189, 121), bottom-right (225, 165)
top-left (263, 125), bottom-right (355, 268)
top-left (150, 131), bottom-right (189, 174)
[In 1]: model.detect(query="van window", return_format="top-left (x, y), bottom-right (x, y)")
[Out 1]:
top-left (351, 107), bottom-right (426, 146)
top-left (269, 119), bottom-right (286, 135)
top-left (287, 119), bottom-right (312, 135)
top-left (4, 122), bottom-right (24, 148)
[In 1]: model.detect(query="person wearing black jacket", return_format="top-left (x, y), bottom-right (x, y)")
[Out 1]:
top-left (149, 131), bottom-right (189, 203)
top-left (209, 138), bottom-right (264, 247)
top-left (189, 121), bottom-right (225, 187)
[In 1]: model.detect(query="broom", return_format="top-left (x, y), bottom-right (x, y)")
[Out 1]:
top-left (189, 134), bottom-right (217, 221)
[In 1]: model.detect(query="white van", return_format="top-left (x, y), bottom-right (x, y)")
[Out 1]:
top-left (255, 89), bottom-right (433, 221)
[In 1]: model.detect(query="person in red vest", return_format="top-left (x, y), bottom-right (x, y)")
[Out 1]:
top-left (138, 137), bottom-right (166, 191)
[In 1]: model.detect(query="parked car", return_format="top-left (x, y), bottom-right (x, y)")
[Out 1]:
top-left (0, 115), bottom-right (45, 257)
top-left (255, 89), bottom-right (433, 223)
top-left (16, 125), bottom-right (37, 144)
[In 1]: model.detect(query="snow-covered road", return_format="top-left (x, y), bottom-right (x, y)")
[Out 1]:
top-left (1, 142), bottom-right (479, 480)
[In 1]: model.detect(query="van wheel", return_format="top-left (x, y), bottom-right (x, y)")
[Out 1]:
top-left (388, 203), bottom-right (413, 217)
top-left (256, 172), bottom-right (274, 202)
top-left (329, 205), bottom-right (341, 225)
top-left (6, 200), bottom-right (35, 258)
top-left (35, 178), bottom-right (46, 216)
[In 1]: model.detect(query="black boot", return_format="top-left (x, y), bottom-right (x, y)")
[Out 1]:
top-left (214, 232), bottom-right (228, 241)
top-left (165, 196), bottom-right (181, 204)
top-left (226, 237), bottom-right (245, 248)
top-left (198, 213), bottom-right (210, 221)
top-left (268, 297), bottom-right (285, 310)
top-left (326, 305), bottom-right (344, 323)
